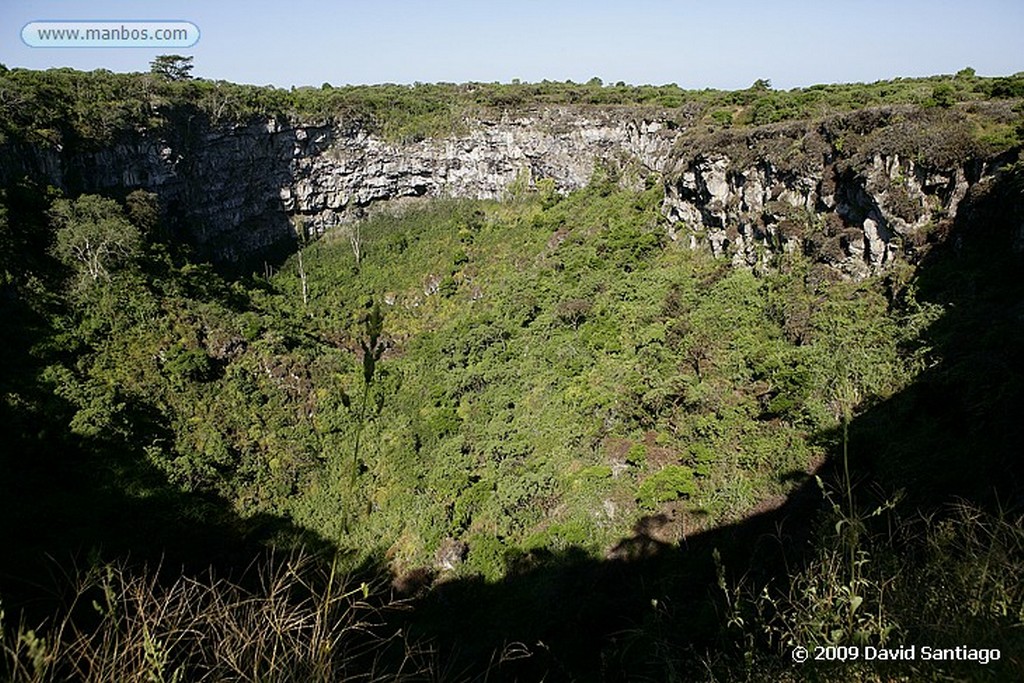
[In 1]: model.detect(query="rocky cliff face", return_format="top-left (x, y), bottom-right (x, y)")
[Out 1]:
top-left (661, 104), bottom-right (1020, 277)
top-left (3, 102), bottom-right (1018, 274)
top-left (664, 149), bottom-right (971, 279)
top-left (2, 108), bottom-right (677, 263)
top-left (280, 108), bottom-right (675, 237)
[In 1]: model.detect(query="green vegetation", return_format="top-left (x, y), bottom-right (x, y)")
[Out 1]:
top-left (2, 65), bottom-right (1023, 148)
top-left (244, 181), bottom-right (929, 574)
top-left (1, 67), bottom-right (1022, 680)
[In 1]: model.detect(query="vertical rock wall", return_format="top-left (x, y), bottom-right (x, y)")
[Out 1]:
top-left (2, 102), bottom-right (1016, 275)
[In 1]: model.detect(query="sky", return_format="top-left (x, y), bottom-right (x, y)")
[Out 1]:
top-left (1, 0), bottom-right (1023, 90)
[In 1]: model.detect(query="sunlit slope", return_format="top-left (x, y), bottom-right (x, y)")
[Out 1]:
top-left (255, 180), bottom-right (929, 577)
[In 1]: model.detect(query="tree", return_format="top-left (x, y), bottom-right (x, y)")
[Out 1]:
top-left (124, 189), bottom-right (160, 237)
top-left (348, 222), bottom-right (363, 267)
top-left (50, 194), bottom-right (142, 285)
top-left (555, 298), bottom-right (591, 330)
top-left (292, 216), bottom-right (311, 305)
top-left (930, 83), bottom-right (956, 109)
top-left (149, 55), bottom-right (194, 81)
top-left (0, 197), bottom-right (12, 282)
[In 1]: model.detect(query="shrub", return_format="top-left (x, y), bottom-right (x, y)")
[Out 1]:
top-left (164, 344), bottom-right (212, 383)
top-left (710, 109), bottom-right (733, 126)
top-left (637, 465), bottom-right (695, 508)
top-left (928, 83), bottom-right (956, 109)
top-left (625, 443), bottom-right (647, 468)
top-left (465, 533), bottom-right (507, 582)
top-left (555, 298), bottom-right (591, 329)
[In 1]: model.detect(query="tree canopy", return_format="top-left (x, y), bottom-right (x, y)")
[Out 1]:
top-left (150, 54), bottom-right (194, 81)
top-left (50, 194), bottom-right (142, 285)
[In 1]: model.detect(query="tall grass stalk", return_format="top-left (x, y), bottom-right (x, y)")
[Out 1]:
top-left (1, 552), bottom-right (427, 682)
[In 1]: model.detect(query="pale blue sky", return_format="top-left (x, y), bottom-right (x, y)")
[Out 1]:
top-left (2, 0), bottom-right (1022, 89)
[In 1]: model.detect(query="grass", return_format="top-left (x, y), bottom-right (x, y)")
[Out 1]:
top-left (1, 553), bottom-right (427, 682)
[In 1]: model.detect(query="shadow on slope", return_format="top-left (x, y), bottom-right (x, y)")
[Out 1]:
top-left (0, 318), bottom-right (405, 679)
top-left (0, 365), bottom-right (332, 622)
top-left (400, 157), bottom-right (1024, 681)
top-left (0, 216), bottom-right (325, 625)
top-left (846, 162), bottom-right (1024, 508)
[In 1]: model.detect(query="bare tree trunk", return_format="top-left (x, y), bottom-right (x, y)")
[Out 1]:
top-left (349, 223), bottom-right (362, 265)
top-left (297, 250), bottom-right (308, 306)
top-left (291, 216), bottom-right (310, 305)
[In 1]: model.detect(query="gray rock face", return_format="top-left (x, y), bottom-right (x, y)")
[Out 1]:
top-left (1, 104), bottom-right (1009, 276)
top-left (662, 144), bottom-right (997, 278)
top-left (282, 108), bottom-right (675, 242)
top-left (2, 108), bottom-right (678, 263)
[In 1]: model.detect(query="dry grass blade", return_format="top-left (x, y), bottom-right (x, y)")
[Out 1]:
top-left (1, 551), bottom-right (431, 682)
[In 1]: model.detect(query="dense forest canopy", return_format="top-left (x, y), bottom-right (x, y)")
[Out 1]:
top-left (0, 66), bottom-right (1022, 681)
